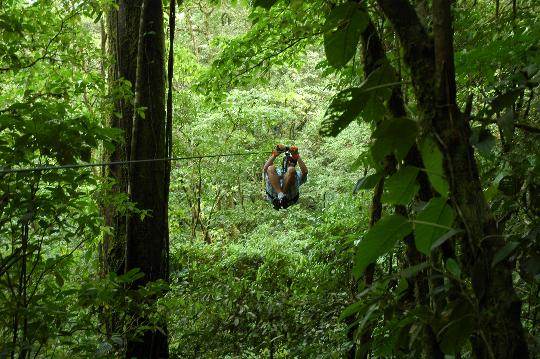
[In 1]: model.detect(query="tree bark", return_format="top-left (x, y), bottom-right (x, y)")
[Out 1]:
top-left (126, 0), bottom-right (169, 357)
top-left (102, 0), bottom-right (142, 278)
top-left (377, 0), bottom-right (529, 357)
top-left (101, 0), bottom-right (143, 342)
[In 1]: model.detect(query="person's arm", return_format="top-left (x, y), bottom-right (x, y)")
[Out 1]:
top-left (263, 144), bottom-right (285, 173)
top-left (297, 156), bottom-right (308, 177)
top-left (290, 146), bottom-right (308, 177)
top-left (262, 153), bottom-right (278, 173)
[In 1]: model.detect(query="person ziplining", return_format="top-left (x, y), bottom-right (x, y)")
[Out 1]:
top-left (263, 144), bottom-right (308, 210)
top-left (1, 147), bottom-right (309, 210)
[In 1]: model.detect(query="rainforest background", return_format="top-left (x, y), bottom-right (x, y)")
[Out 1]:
top-left (0, 0), bottom-right (539, 358)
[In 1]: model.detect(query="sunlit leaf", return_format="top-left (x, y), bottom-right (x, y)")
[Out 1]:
top-left (353, 215), bottom-right (412, 278)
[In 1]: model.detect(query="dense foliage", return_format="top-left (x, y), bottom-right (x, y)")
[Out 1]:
top-left (1, 0), bottom-right (539, 358)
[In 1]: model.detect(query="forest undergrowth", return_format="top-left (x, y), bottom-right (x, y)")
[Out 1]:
top-left (1, 0), bottom-right (539, 358)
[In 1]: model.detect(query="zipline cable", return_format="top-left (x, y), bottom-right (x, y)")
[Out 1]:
top-left (0, 151), bottom-right (271, 175)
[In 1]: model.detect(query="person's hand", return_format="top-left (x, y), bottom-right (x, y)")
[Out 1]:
top-left (272, 144), bottom-right (286, 157)
top-left (290, 146), bottom-right (300, 160)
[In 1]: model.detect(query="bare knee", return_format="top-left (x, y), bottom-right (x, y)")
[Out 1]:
top-left (286, 167), bottom-right (296, 176)
top-left (266, 165), bottom-right (277, 175)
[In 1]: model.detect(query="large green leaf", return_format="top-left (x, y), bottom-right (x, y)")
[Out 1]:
top-left (320, 64), bottom-right (396, 137)
top-left (371, 118), bottom-right (418, 168)
top-left (415, 198), bottom-right (455, 255)
top-left (420, 136), bottom-right (449, 197)
top-left (470, 127), bottom-right (496, 157)
top-left (353, 173), bottom-right (382, 194)
top-left (353, 215), bottom-right (412, 278)
top-left (320, 87), bottom-right (368, 136)
top-left (323, 3), bottom-right (368, 68)
top-left (381, 166), bottom-right (419, 205)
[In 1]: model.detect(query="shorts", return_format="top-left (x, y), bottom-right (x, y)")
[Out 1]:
top-left (264, 168), bottom-right (306, 204)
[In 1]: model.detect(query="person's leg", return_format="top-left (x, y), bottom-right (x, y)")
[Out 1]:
top-left (265, 165), bottom-right (283, 210)
top-left (282, 166), bottom-right (297, 194)
top-left (266, 165), bottom-right (283, 193)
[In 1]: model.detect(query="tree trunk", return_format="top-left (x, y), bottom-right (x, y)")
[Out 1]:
top-left (102, 0), bottom-right (142, 278)
top-left (126, 0), bottom-right (168, 356)
top-left (358, 16), bottom-right (442, 359)
top-left (101, 0), bottom-right (142, 341)
top-left (377, 0), bottom-right (529, 357)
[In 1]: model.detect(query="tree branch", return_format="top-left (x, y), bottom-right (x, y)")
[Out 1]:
top-left (474, 118), bottom-right (540, 134)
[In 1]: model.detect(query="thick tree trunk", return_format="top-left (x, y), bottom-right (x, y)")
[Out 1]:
top-left (377, 0), bottom-right (529, 357)
top-left (432, 1), bottom-right (528, 357)
top-left (102, 0), bottom-right (142, 278)
top-left (126, 0), bottom-right (168, 357)
top-left (101, 0), bottom-right (143, 341)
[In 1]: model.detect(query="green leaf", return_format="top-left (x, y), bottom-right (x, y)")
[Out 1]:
top-left (117, 268), bottom-right (145, 283)
top-left (415, 198), bottom-right (455, 255)
top-left (55, 272), bottom-right (65, 287)
top-left (497, 109), bottom-right (515, 142)
top-left (420, 136), bottom-right (449, 197)
top-left (489, 89), bottom-right (522, 113)
top-left (350, 153), bottom-right (366, 171)
top-left (320, 87), bottom-right (368, 136)
top-left (439, 314), bottom-right (474, 354)
top-left (353, 173), bottom-right (381, 194)
top-left (438, 299), bottom-right (475, 354)
top-left (491, 241), bottom-right (520, 268)
top-left (361, 94), bottom-right (387, 123)
top-left (382, 166), bottom-right (419, 205)
top-left (430, 228), bottom-right (462, 251)
top-left (398, 261), bottom-right (429, 279)
top-left (320, 65), bottom-right (396, 137)
top-left (353, 215), bottom-right (412, 278)
top-left (340, 300), bottom-right (369, 320)
top-left (323, 3), bottom-right (368, 68)
top-left (395, 278), bottom-right (408, 295)
top-left (446, 258), bottom-right (461, 277)
top-left (371, 118), bottom-right (418, 168)
top-left (357, 304), bottom-right (379, 334)
top-left (471, 127), bottom-right (496, 157)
